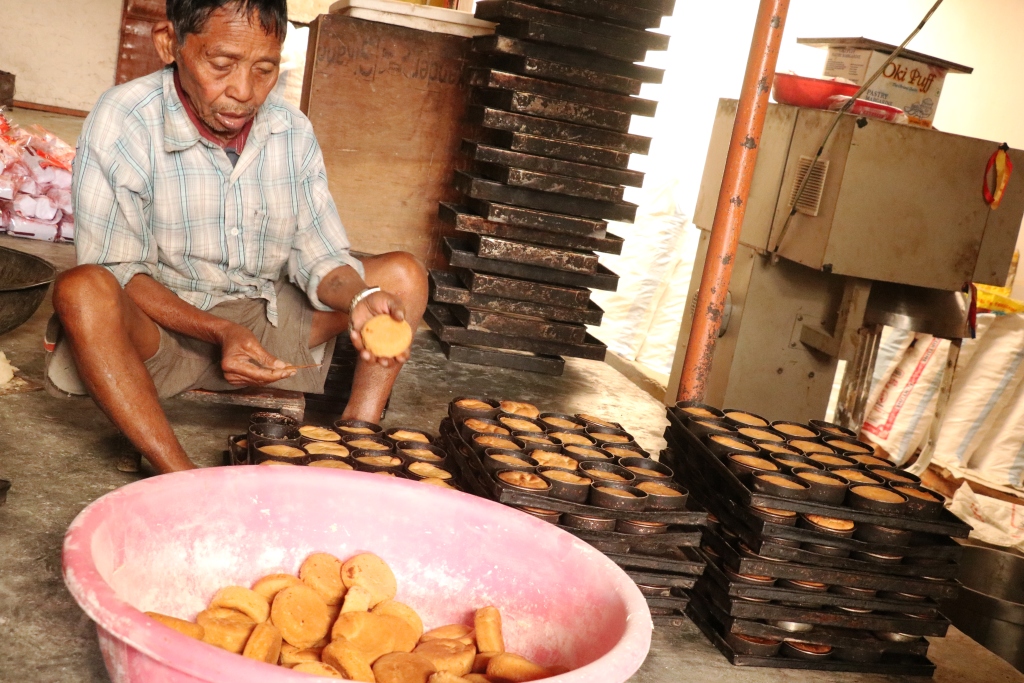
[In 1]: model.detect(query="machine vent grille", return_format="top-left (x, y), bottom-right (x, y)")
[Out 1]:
top-left (789, 156), bottom-right (829, 217)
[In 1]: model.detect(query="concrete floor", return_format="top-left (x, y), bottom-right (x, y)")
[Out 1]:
top-left (0, 111), bottom-right (1020, 683)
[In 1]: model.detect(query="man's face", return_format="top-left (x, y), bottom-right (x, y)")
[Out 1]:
top-left (161, 6), bottom-right (283, 142)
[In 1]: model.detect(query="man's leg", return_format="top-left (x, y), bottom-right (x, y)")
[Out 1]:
top-left (309, 252), bottom-right (429, 422)
top-left (52, 265), bottom-right (196, 472)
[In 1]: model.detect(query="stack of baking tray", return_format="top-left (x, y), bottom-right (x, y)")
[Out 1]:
top-left (661, 404), bottom-right (971, 675)
top-left (438, 397), bottom-right (705, 625)
top-left (426, 0), bottom-right (673, 376)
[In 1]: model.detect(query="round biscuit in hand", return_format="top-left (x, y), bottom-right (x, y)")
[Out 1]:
top-left (361, 314), bottom-right (413, 358)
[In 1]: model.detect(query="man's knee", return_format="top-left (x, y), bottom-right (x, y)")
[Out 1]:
top-left (52, 265), bottom-right (122, 321)
top-left (380, 251), bottom-right (428, 295)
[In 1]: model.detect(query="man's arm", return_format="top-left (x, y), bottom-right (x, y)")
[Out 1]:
top-left (289, 131), bottom-right (409, 362)
top-left (124, 274), bottom-right (297, 386)
top-left (315, 265), bottom-right (410, 364)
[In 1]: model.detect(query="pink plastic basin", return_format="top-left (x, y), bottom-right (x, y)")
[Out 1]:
top-left (63, 467), bottom-right (652, 682)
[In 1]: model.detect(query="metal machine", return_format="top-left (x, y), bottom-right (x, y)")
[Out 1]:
top-left (667, 99), bottom-right (1024, 437)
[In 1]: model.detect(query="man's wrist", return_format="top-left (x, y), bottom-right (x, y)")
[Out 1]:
top-left (210, 318), bottom-right (240, 345)
top-left (348, 286), bottom-right (381, 316)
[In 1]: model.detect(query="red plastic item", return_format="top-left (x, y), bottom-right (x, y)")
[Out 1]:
top-left (772, 73), bottom-right (860, 109)
top-left (63, 467), bottom-right (652, 683)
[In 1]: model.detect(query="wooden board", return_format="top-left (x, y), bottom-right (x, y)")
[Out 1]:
top-left (459, 269), bottom-right (591, 307)
top-left (513, 0), bottom-right (665, 29)
top-left (444, 236), bottom-right (619, 290)
top-left (466, 141), bottom-right (644, 187)
top-left (455, 171), bottom-right (638, 222)
top-left (452, 305), bottom-right (587, 344)
top-left (441, 341), bottom-right (566, 375)
top-left (473, 107), bottom-right (651, 155)
top-left (181, 387), bottom-right (306, 422)
top-left (440, 203), bottom-right (623, 254)
top-left (481, 128), bottom-right (632, 170)
top-left (472, 34), bottom-right (665, 84)
top-left (472, 88), bottom-right (633, 133)
top-left (475, 1), bottom-right (670, 50)
top-left (473, 234), bottom-right (598, 273)
top-left (469, 69), bottom-right (657, 117)
top-left (477, 53), bottom-right (642, 96)
top-left (475, 162), bottom-right (626, 202)
top-left (468, 197), bottom-right (607, 235)
top-left (430, 269), bottom-right (604, 324)
top-left (426, 304), bottom-right (607, 360)
top-left (302, 14), bottom-right (474, 268)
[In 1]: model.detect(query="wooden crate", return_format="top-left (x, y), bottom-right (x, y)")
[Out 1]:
top-left (302, 14), bottom-right (477, 268)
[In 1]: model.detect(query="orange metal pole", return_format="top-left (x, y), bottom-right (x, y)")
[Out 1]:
top-left (676, 0), bottom-right (791, 403)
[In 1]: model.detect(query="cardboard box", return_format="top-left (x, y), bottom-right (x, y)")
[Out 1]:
top-left (798, 38), bottom-right (972, 128)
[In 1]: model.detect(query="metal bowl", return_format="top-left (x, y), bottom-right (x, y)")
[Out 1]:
top-left (0, 245), bottom-right (57, 336)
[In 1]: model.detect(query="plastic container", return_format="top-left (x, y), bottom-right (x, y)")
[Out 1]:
top-left (772, 73), bottom-right (860, 109)
top-left (63, 468), bottom-right (652, 683)
top-left (826, 95), bottom-right (905, 122)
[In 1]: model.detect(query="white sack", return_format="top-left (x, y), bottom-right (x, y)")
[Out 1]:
top-left (589, 181), bottom-right (691, 361)
top-left (931, 314), bottom-right (1024, 473)
top-left (634, 225), bottom-right (701, 375)
top-left (861, 334), bottom-right (949, 465)
top-left (948, 483), bottom-right (1024, 553)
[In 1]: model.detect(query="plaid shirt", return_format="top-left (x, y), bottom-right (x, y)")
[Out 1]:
top-left (72, 67), bottom-right (363, 325)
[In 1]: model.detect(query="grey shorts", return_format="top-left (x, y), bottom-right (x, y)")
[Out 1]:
top-left (47, 280), bottom-right (336, 400)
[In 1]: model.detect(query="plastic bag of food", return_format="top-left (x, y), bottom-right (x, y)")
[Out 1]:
top-left (976, 283), bottom-right (1024, 315)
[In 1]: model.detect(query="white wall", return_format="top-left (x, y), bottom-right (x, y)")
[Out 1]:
top-left (632, 0), bottom-right (1024, 237)
top-left (0, 0), bottom-right (334, 113)
top-left (0, 0), bottom-right (123, 112)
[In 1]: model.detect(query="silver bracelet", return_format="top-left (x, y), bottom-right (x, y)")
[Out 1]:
top-left (348, 286), bottom-right (381, 319)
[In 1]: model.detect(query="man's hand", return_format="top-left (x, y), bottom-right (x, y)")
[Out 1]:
top-left (349, 290), bottom-right (409, 368)
top-left (218, 323), bottom-right (298, 386)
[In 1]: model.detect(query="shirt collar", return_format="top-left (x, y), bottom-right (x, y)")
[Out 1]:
top-left (162, 67), bottom-right (290, 155)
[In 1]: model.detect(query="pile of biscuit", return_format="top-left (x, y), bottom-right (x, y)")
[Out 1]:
top-left (145, 551), bottom-right (565, 682)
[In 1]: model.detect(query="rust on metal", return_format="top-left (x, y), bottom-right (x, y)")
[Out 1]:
top-left (677, 0), bottom-right (791, 402)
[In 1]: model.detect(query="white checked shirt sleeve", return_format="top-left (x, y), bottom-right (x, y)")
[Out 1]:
top-left (289, 135), bottom-right (365, 312)
top-left (72, 93), bottom-right (157, 287)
